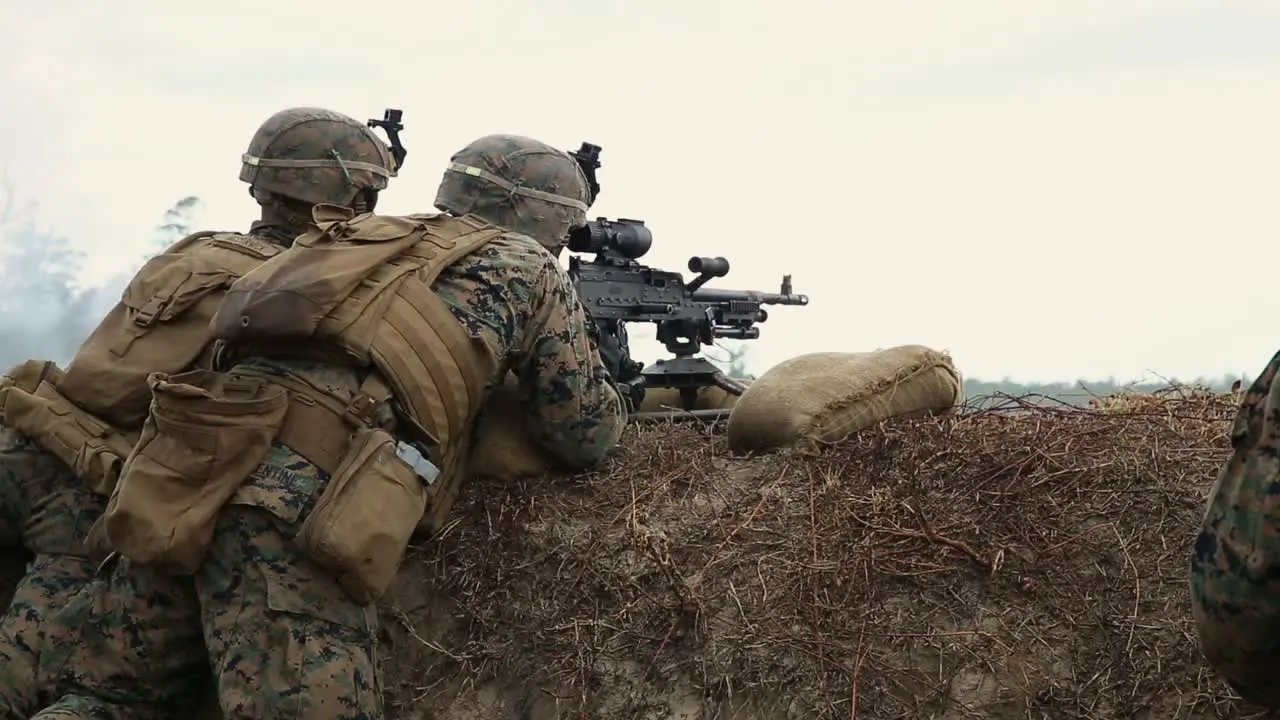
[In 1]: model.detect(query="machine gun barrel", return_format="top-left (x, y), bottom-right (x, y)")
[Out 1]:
top-left (690, 272), bottom-right (809, 306)
top-left (691, 287), bottom-right (810, 305)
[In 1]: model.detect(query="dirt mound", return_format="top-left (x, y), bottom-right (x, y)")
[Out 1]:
top-left (379, 388), bottom-right (1258, 719)
top-left (0, 388), bottom-right (1264, 718)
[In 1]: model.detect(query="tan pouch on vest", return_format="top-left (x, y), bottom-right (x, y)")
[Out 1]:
top-left (213, 209), bottom-right (428, 343)
top-left (105, 369), bottom-right (288, 573)
top-left (297, 426), bottom-right (428, 605)
top-left (57, 232), bottom-right (257, 430)
top-left (1, 372), bottom-right (138, 496)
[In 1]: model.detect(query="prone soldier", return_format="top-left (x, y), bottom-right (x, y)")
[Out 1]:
top-left (0, 105), bottom-right (400, 719)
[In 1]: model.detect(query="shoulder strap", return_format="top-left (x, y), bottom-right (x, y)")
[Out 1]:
top-left (162, 230), bottom-right (221, 255)
top-left (415, 219), bottom-right (504, 288)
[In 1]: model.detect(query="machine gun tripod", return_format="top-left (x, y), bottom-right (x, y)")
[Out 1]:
top-left (629, 358), bottom-right (752, 423)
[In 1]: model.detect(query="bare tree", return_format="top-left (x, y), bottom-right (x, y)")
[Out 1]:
top-left (710, 341), bottom-right (753, 379)
top-left (148, 195), bottom-right (203, 256)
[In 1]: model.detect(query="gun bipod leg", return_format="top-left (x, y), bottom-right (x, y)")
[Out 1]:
top-left (711, 372), bottom-right (749, 396)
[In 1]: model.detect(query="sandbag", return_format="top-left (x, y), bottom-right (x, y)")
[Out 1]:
top-left (726, 346), bottom-right (963, 453)
top-left (638, 380), bottom-right (753, 414)
top-left (465, 374), bottom-right (560, 480)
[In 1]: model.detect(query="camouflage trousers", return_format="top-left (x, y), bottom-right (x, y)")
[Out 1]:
top-left (39, 442), bottom-right (384, 720)
top-left (0, 428), bottom-right (116, 719)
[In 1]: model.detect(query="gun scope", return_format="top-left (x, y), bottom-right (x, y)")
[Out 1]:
top-left (688, 256), bottom-right (729, 277)
top-left (567, 217), bottom-right (652, 259)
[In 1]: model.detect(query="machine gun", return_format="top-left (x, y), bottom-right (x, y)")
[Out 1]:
top-left (567, 217), bottom-right (809, 421)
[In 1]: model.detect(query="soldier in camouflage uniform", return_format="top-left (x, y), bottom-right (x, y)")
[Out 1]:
top-left (0, 106), bottom-right (397, 719)
top-left (38, 134), bottom-right (628, 719)
top-left (1190, 349), bottom-right (1280, 709)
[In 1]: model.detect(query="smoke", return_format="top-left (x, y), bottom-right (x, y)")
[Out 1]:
top-left (0, 185), bottom-right (201, 368)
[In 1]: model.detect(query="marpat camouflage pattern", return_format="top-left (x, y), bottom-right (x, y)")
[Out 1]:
top-left (432, 232), bottom-right (625, 465)
top-left (37, 445), bottom-right (371, 719)
top-left (0, 429), bottom-right (106, 717)
top-left (1190, 347), bottom-right (1280, 708)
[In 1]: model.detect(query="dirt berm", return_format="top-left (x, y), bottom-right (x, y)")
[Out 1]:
top-left (0, 389), bottom-right (1265, 718)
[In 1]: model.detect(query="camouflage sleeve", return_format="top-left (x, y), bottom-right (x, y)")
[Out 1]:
top-left (1189, 348), bottom-right (1280, 708)
top-left (509, 254), bottom-right (625, 468)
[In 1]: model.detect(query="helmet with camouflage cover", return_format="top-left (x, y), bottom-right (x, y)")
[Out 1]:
top-left (434, 134), bottom-right (591, 251)
top-left (240, 107), bottom-right (396, 208)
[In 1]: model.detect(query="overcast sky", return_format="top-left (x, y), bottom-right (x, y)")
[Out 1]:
top-left (1, 0), bottom-right (1277, 383)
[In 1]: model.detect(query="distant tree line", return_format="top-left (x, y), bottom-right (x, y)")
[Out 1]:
top-left (962, 375), bottom-right (1246, 408)
top-left (711, 341), bottom-right (1245, 407)
top-left (690, 337), bottom-right (1246, 405)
